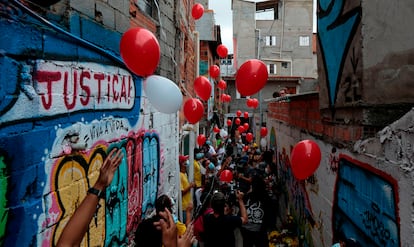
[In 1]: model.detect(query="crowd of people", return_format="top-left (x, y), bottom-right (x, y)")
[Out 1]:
top-left (176, 133), bottom-right (281, 247)
top-left (56, 134), bottom-right (357, 247)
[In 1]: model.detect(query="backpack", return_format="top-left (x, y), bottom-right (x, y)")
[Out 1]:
top-left (193, 208), bottom-right (213, 241)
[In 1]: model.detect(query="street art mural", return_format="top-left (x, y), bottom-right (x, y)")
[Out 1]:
top-left (333, 155), bottom-right (399, 247)
top-left (272, 133), bottom-right (400, 247)
top-left (318, 0), bottom-right (362, 108)
top-left (0, 1), bottom-right (166, 246)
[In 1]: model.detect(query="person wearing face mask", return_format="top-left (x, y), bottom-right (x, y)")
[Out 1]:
top-left (193, 149), bottom-right (206, 189)
top-left (180, 155), bottom-right (196, 223)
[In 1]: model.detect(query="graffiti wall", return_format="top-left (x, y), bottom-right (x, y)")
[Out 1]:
top-left (267, 108), bottom-right (414, 246)
top-left (0, 1), bottom-right (179, 246)
top-left (317, 0), bottom-right (362, 109)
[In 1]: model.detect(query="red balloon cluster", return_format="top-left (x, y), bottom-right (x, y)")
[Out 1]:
top-left (246, 98), bottom-right (259, 109)
top-left (209, 65), bottom-right (220, 78)
top-left (217, 80), bottom-right (227, 90)
top-left (221, 94), bottom-right (231, 103)
top-left (120, 27), bottom-right (160, 77)
top-left (194, 76), bottom-right (212, 101)
top-left (183, 98), bottom-right (204, 124)
top-left (191, 3), bottom-right (204, 20)
top-left (219, 169), bottom-right (233, 183)
top-left (217, 44), bottom-right (228, 58)
top-left (260, 127), bottom-right (268, 137)
top-left (197, 134), bottom-right (206, 146)
top-left (236, 59), bottom-right (268, 96)
top-left (291, 140), bottom-right (322, 180)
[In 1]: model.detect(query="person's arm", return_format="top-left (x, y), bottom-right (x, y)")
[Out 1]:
top-left (57, 149), bottom-right (123, 247)
top-left (182, 182), bottom-right (195, 195)
top-left (236, 191), bottom-right (248, 224)
top-left (185, 202), bottom-right (194, 226)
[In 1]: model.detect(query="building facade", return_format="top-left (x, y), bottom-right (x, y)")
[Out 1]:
top-left (0, 0), bottom-right (196, 246)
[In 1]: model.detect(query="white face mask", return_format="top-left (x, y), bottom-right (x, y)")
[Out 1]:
top-left (185, 160), bottom-right (190, 166)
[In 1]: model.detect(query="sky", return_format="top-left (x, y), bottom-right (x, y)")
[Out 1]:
top-left (208, 0), bottom-right (234, 53)
top-left (208, 0), bottom-right (318, 55)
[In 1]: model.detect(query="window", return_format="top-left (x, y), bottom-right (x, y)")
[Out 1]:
top-left (299, 36), bottom-right (310, 46)
top-left (267, 64), bottom-right (277, 74)
top-left (137, 0), bottom-right (153, 16)
top-left (265, 36), bottom-right (276, 46)
top-left (256, 1), bottom-right (279, 20)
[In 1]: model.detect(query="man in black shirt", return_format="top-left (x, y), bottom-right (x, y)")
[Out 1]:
top-left (203, 191), bottom-right (247, 247)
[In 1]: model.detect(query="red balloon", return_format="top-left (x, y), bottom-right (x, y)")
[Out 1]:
top-left (235, 118), bottom-right (241, 125)
top-left (235, 59), bottom-right (268, 96)
top-left (209, 65), bottom-right (220, 78)
top-left (238, 125), bottom-right (245, 133)
top-left (120, 27), bottom-right (160, 77)
top-left (225, 94), bottom-right (231, 102)
top-left (251, 98), bottom-right (259, 109)
top-left (191, 3), bottom-right (204, 20)
top-left (236, 110), bottom-right (242, 117)
top-left (197, 134), bottom-right (206, 146)
top-left (260, 127), bottom-right (268, 137)
top-left (246, 98), bottom-right (253, 108)
top-left (244, 112), bottom-right (249, 119)
top-left (213, 126), bottom-right (220, 133)
top-left (246, 132), bottom-right (253, 142)
top-left (291, 140), bottom-right (322, 180)
top-left (217, 80), bottom-right (227, 90)
top-left (227, 119), bottom-right (232, 126)
top-left (243, 123), bottom-right (249, 130)
top-left (243, 146), bottom-right (249, 152)
top-left (221, 94), bottom-right (227, 102)
top-left (183, 98), bottom-right (204, 124)
top-left (194, 76), bottom-right (212, 101)
top-left (219, 169), bottom-right (233, 183)
top-left (217, 44), bottom-right (228, 58)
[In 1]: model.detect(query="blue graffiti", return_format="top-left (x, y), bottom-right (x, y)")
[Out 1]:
top-left (318, 0), bottom-right (361, 106)
top-left (105, 145), bottom-right (128, 246)
top-left (333, 157), bottom-right (399, 247)
top-left (141, 134), bottom-right (160, 218)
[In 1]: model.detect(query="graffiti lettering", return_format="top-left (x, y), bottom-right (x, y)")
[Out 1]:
top-left (361, 209), bottom-right (391, 245)
top-left (36, 68), bottom-right (133, 110)
top-left (87, 118), bottom-right (130, 143)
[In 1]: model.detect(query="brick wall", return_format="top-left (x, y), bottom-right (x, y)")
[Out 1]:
top-left (268, 93), bottom-right (363, 145)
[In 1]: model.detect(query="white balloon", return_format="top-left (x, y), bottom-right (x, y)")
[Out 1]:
top-left (260, 137), bottom-right (267, 148)
top-left (144, 75), bottom-right (183, 114)
top-left (220, 129), bottom-right (228, 138)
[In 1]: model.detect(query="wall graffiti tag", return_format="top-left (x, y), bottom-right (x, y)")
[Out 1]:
top-left (318, 0), bottom-right (361, 107)
top-left (333, 155), bottom-right (399, 247)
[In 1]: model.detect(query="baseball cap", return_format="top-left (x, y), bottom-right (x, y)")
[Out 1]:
top-left (179, 155), bottom-right (189, 164)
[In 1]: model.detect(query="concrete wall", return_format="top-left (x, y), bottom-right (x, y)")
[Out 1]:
top-left (257, 0), bottom-right (317, 78)
top-left (232, 0), bottom-right (257, 68)
top-left (317, 0), bottom-right (414, 126)
top-left (0, 0), bottom-right (192, 246)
